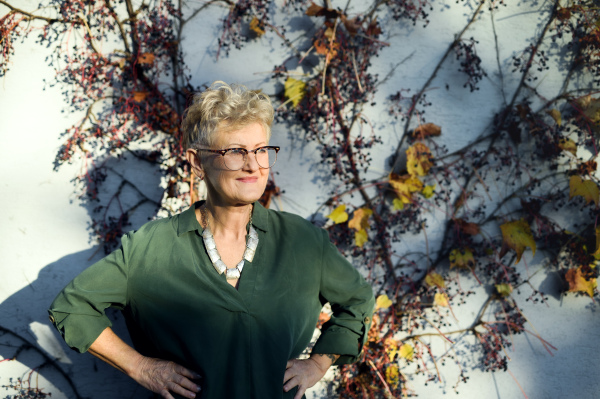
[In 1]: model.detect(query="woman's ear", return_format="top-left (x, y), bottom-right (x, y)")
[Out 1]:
top-left (185, 149), bottom-right (204, 179)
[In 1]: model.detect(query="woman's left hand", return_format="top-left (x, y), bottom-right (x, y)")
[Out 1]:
top-left (283, 354), bottom-right (338, 399)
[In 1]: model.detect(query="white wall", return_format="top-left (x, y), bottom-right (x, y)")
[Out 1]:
top-left (1, 1), bottom-right (599, 398)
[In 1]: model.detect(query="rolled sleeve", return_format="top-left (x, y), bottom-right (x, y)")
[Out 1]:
top-left (312, 230), bottom-right (375, 365)
top-left (48, 233), bottom-right (130, 353)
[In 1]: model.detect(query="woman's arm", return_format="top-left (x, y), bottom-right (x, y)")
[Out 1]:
top-left (89, 327), bottom-right (201, 399)
top-left (283, 353), bottom-right (340, 399)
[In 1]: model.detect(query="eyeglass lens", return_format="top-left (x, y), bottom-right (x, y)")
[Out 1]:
top-left (223, 148), bottom-right (278, 170)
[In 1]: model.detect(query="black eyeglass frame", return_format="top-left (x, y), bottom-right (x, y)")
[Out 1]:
top-left (196, 146), bottom-right (281, 170)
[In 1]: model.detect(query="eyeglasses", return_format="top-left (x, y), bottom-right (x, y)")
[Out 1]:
top-left (197, 146), bottom-right (280, 171)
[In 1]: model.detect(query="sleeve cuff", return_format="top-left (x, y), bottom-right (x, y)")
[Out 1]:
top-left (48, 310), bottom-right (112, 353)
top-left (311, 328), bottom-right (363, 365)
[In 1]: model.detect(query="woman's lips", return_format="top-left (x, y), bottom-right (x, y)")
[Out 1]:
top-left (237, 177), bottom-right (258, 183)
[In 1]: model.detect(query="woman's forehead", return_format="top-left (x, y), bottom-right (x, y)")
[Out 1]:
top-left (214, 122), bottom-right (267, 147)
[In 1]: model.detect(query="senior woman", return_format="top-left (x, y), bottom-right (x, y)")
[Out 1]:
top-left (48, 81), bottom-right (374, 399)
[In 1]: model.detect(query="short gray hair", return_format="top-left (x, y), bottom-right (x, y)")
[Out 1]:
top-left (181, 81), bottom-right (274, 149)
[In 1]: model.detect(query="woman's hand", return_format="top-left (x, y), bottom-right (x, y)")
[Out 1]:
top-left (283, 354), bottom-right (339, 399)
top-left (131, 357), bottom-right (202, 399)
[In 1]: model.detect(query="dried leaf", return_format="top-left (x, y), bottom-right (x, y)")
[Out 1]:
top-left (413, 123), bottom-right (441, 138)
top-left (389, 173), bottom-right (423, 203)
top-left (249, 16), bottom-right (265, 37)
top-left (577, 160), bottom-right (597, 175)
top-left (348, 208), bottom-right (373, 231)
top-left (133, 91), bottom-right (149, 102)
top-left (376, 294), bottom-right (392, 309)
top-left (425, 272), bottom-right (445, 288)
top-left (500, 219), bottom-right (536, 263)
top-left (546, 109), bottom-right (562, 126)
top-left (355, 228), bottom-right (368, 247)
top-left (422, 184), bottom-right (436, 199)
top-left (399, 343), bottom-right (414, 361)
top-left (284, 77), bottom-right (306, 108)
top-left (406, 143), bottom-right (433, 177)
top-left (316, 311), bottom-right (331, 328)
top-left (138, 53), bottom-right (155, 64)
top-left (558, 138), bottom-right (576, 155)
top-left (367, 314), bottom-right (380, 342)
top-left (327, 204), bottom-right (348, 224)
top-left (565, 267), bottom-right (597, 298)
top-left (449, 248), bottom-right (475, 269)
top-left (385, 364), bottom-right (400, 388)
top-left (495, 283), bottom-right (513, 297)
top-left (455, 218), bottom-right (480, 235)
top-left (434, 292), bottom-right (449, 307)
top-left (569, 175), bottom-right (599, 207)
top-left (305, 2), bottom-right (339, 18)
top-left (366, 16), bottom-right (382, 37)
top-left (340, 15), bottom-right (360, 37)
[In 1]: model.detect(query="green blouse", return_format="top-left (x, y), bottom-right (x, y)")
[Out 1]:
top-left (49, 201), bottom-right (374, 399)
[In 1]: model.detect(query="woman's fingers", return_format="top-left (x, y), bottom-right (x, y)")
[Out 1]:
top-left (136, 357), bottom-right (201, 398)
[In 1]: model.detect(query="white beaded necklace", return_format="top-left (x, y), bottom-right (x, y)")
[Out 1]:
top-left (201, 205), bottom-right (258, 280)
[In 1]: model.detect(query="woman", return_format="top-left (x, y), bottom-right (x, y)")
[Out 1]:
top-left (49, 81), bottom-right (374, 399)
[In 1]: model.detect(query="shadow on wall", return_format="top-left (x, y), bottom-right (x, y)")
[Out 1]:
top-left (0, 154), bottom-right (163, 398)
top-left (0, 248), bottom-right (151, 399)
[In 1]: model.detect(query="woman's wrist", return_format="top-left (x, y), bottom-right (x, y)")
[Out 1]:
top-left (309, 353), bottom-right (340, 371)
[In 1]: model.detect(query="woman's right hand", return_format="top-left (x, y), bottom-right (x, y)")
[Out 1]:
top-left (131, 357), bottom-right (202, 399)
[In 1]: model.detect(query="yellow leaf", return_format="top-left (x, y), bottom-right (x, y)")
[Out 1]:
top-left (594, 226), bottom-right (600, 256)
top-left (389, 173), bottom-right (423, 203)
top-left (495, 283), bottom-right (513, 297)
top-left (434, 292), bottom-right (449, 307)
top-left (559, 138), bottom-right (577, 155)
top-left (569, 176), bottom-right (599, 207)
top-left (385, 364), bottom-right (400, 388)
top-left (422, 184), bottom-right (436, 198)
top-left (138, 52), bottom-right (155, 64)
top-left (249, 16), bottom-right (265, 36)
top-left (348, 208), bottom-right (373, 231)
top-left (384, 337), bottom-right (399, 360)
top-left (546, 109), bottom-right (562, 126)
top-left (133, 91), bottom-right (149, 102)
top-left (284, 77), bottom-right (306, 108)
top-left (399, 343), bottom-right (414, 361)
top-left (393, 197), bottom-right (404, 210)
top-left (327, 204), bottom-right (348, 224)
top-left (500, 219), bottom-right (536, 263)
top-left (355, 229), bottom-right (368, 247)
top-left (449, 248), bottom-right (475, 269)
top-left (425, 272), bottom-right (445, 288)
top-left (565, 267), bottom-right (597, 298)
top-left (406, 143), bottom-right (433, 177)
top-left (577, 95), bottom-right (600, 133)
top-left (376, 294), bottom-right (392, 309)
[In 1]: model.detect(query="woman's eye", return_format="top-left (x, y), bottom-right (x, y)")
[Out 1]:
top-left (228, 149), bottom-right (245, 155)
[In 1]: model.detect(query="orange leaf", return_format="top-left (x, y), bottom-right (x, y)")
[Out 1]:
top-left (449, 248), bottom-right (475, 269)
top-left (138, 52), bottom-right (155, 64)
top-left (348, 208), bottom-right (373, 231)
top-left (413, 123), bottom-right (441, 139)
top-left (577, 160), bottom-right (597, 175)
top-left (316, 311), bottom-right (331, 328)
top-left (500, 219), bottom-right (536, 263)
top-left (389, 173), bottom-right (423, 203)
top-left (249, 16), bottom-right (265, 37)
top-left (133, 91), bottom-right (149, 102)
top-left (569, 175), bottom-right (599, 206)
top-left (406, 143), bottom-right (433, 176)
top-left (425, 272), bottom-right (445, 288)
top-left (565, 267), bottom-right (597, 298)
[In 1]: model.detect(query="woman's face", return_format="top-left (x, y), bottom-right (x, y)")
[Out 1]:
top-left (200, 122), bottom-right (270, 207)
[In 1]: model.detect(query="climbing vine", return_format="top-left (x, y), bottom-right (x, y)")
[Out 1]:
top-left (1, 0), bottom-right (599, 397)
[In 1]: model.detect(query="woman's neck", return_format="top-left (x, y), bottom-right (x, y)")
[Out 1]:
top-left (203, 201), bottom-right (252, 240)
